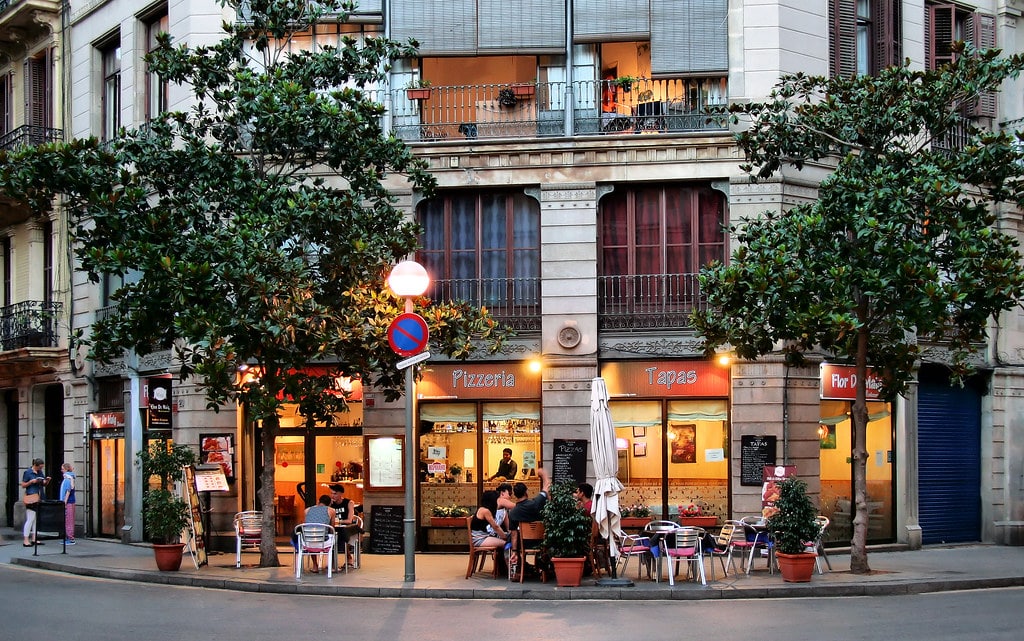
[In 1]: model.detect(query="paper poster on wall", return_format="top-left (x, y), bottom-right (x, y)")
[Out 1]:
top-left (705, 448), bottom-right (725, 462)
top-left (522, 451), bottom-right (537, 470)
top-left (365, 435), bottom-right (404, 491)
top-left (427, 446), bottom-right (446, 459)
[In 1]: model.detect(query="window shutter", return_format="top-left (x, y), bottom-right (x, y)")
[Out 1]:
top-left (477, 0), bottom-right (563, 52)
top-left (928, 4), bottom-right (956, 70)
top-left (872, 0), bottom-right (900, 71)
top-left (651, 0), bottom-right (727, 75)
top-left (24, 55), bottom-right (49, 129)
top-left (391, 0), bottom-right (477, 55)
top-left (969, 12), bottom-right (997, 118)
top-left (574, 0), bottom-right (650, 41)
top-left (829, 0), bottom-right (857, 78)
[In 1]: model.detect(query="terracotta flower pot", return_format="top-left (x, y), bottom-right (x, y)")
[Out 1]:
top-left (430, 517), bottom-right (467, 528)
top-left (551, 556), bottom-right (586, 587)
top-left (775, 551), bottom-right (817, 582)
top-left (153, 542), bottom-right (185, 571)
top-left (406, 88), bottom-right (432, 101)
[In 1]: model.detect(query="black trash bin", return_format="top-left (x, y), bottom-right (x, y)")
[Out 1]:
top-left (36, 499), bottom-right (66, 543)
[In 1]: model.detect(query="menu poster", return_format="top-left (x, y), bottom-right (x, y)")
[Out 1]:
top-left (740, 435), bottom-right (777, 486)
top-left (200, 433), bottom-right (235, 481)
top-left (760, 464), bottom-right (797, 519)
top-left (552, 439), bottom-right (587, 485)
top-left (365, 435), bottom-right (404, 491)
top-left (368, 504), bottom-right (404, 554)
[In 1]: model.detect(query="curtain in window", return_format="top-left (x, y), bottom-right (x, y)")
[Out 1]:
top-left (667, 399), bottom-right (728, 422)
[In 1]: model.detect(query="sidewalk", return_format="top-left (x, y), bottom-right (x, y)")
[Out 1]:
top-left (2, 528), bottom-right (1023, 600)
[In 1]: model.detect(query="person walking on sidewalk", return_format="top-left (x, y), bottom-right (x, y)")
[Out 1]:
top-left (59, 463), bottom-right (77, 545)
top-left (21, 458), bottom-right (50, 546)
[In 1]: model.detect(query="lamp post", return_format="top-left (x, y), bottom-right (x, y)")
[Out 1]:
top-left (387, 260), bottom-right (430, 582)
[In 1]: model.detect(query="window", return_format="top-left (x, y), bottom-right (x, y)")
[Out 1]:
top-left (418, 191), bottom-right (540, 312)
top-left (25, 50), bottom-right (53, 129)
top-left (600, 183), bottom-right (725, 277)
top-left (0, 72), bottom-right (11, 140)
top-left (926, 3), bottom-right (996, 117)
top-left (42, 219), bottom-right (53, 306)
top-left (830, 0), bottom-right (900, 78)
top-left (146, 13), bottom-right (170, 121)
top-left (2, 236), bottom-right (10, 308)
top-left (101, 41), bottom-right (122, 140)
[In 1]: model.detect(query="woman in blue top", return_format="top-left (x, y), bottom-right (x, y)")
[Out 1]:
top-left (59, 463), bottom-right (77, 544)
top-left (21, 458), bottom-right (50, 546)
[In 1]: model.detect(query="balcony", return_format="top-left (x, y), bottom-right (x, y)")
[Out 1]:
top-left (598, 273), bottom-right (706, 332)
top-left (390, 77), bottom-right (728, 142)
top-left (0, 125), bottom-right (63, 151)
top-left (0, 0), bottom-right (62, 44)
top-left (429, 278), bottom-right (540, 333)
top-left (1, 300), bottom-right (61, 352)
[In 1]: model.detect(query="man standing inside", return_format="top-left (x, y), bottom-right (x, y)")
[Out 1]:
top-left (488, 448), bottom-right (518, 481)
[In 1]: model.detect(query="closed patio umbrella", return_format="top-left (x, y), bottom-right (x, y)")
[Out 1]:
top-left (590, 377), bottom-right (632, 586)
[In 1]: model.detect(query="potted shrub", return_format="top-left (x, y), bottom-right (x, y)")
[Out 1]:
top-left (614, 76), bottom-right (639, 92)
top-left (405, 79), bottom-right (432, 101)
top-left (541, 480), bottom-right (592, 586)
top-left (765, 475), bottom-right (820, 582)
top-left (619, 503), bottom-right (651, 529)
top-left (137, 437), bottom-right (197, 571)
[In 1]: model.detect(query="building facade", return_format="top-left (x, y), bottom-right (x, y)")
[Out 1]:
top-left (3, 0), bottom-right (1022, 550)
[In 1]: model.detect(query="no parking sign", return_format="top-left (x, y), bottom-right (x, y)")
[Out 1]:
top-left (387, 312), bottom-right (429, 357)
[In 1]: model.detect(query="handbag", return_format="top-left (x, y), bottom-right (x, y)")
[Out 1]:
top-left (24, 492), bottom-right (40, 505)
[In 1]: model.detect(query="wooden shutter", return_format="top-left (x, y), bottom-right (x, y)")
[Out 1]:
top-left (969, 12), bottom-right (997, 118)
top-left (391, 0), bottom-right (477, 55)
top-left (928, 4), bottom-right (956, 70)
top-left (477, 0), bottom-right (563, 52)
top-left (574, 0), bottom-right (650, 41)
top-left (651, 0), bottom-right (727, 76)
top-left (829, 0), bottom-right (857, 78)
top-left (24, 55), bottom-right (49, 129)
top-left (872, 0), bottom-right (900, 71)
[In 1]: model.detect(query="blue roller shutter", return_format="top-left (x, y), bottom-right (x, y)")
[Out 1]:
top-left (918, 381), bottom-right (981, 544)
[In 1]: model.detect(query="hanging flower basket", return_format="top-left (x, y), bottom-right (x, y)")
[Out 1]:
top-left (406, 87), bottom-right (432, 101)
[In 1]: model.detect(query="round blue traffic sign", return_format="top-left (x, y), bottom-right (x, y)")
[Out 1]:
top-left (387, 313), bottom-right (429, 357)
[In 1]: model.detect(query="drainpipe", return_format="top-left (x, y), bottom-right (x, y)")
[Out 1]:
top-left (382, 0), bottom-right (393, 134)
top-left (782, 360), bottom-right (790, 463)
top-left (563, 0), bottom-right (574, 136)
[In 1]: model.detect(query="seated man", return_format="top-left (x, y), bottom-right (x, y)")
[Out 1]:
top-left (507, 469), bottom-right (551, 580)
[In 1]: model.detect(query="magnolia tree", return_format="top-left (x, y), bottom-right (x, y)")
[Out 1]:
top-left (0, 1), bottom-right (504, 566)
top-left (693, 46), bottom-right (1024, 573)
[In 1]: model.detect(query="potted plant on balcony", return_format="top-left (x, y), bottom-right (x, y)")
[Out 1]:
top-left (614, 76), bottom-right (639, 93)
top-left (137, 437), bottom-right (197, 571)
top-left (541, 480), bottom-right (593, 586)
top-left (510, 82), bottom-right (536, 97)
top-left (765, 475), bottom-right (820, 582)
top-left (430, 503), bottom-right (470, 527)
top-left (405, 79), bottom-right (432, 101)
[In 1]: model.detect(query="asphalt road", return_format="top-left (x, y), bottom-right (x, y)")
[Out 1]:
top-left (2, 564), bottom-right (1022, 641)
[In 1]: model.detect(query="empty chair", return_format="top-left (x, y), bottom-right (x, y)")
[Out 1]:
top-left (276, 495), bottom-right (296, 535)
top-left (738, 516), bottom-right (774, 575)
top-left (233, 510), bottom-right (262, 568)
top-left (704, 521), bottom-right (742, 580)
top-left (615, 530), bottom-right (653, 580)
top-left (663, 526), bottom-right (705, 586)
top-left (293, 522), bottom-right (335, 579)
top-left (342, 515), bottom-right (364, 572)
top-left (465, 515), bottom-right (502, 579)
top-left (808, 515), bottom-right (832, 574)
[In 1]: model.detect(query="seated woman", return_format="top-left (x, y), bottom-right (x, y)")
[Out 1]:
top-left (471, 490), bottom-right (509, 550)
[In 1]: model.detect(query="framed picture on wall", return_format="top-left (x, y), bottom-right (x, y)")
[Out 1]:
top-left (633, 442), bottom-right (646, 457)
top-left (670, 424), bottom-right (697, 464)
top-left (632, 426), bottom-right (645, 438)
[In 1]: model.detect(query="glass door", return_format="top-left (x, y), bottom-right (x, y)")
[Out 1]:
top-left (92, 437), bottom-right (125, 537)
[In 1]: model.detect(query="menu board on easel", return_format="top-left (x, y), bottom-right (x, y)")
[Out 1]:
top-left (182, 465), bottom-right (208, 567)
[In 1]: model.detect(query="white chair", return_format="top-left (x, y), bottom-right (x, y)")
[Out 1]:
top-left (615, 530), bottom-right (653, 580)
top-left (233, 511), bottom-right (262, 568)
top-left (342, 516), bottom-right (364, 572)
top-left (294, 523), bottom-right (335, 579)
top-left (807, 515), bottom-right (832, 574)
top-left (738, 516), bottom-right (774, 575)
top-left (663, 527), bottom-right (705, 586)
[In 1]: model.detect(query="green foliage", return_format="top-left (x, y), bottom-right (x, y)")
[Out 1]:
top-left (431, 504), bottom-right (470, 518)
top-left (542, 480), bottom-right (593, 558)
top-left (765, 477), bottom-right (819, 555)
top-left (0, 0), bottom-right (507, 566)
top-left (137, 438), bottom-right (197, 544)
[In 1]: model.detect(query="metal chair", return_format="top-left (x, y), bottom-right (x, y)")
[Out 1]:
top-left (705, 521), bottom-right (743, 580)
top-left (615, 530), bottom-right (653, 580)
top-left (737, 516), bottom-right (774, 575)
top-left (342, 515), bottom-right (364, 572)
top-left (466, 516), bottom-right (502, 579)
top-left (293, 522), bottom-right (335, 579)
top-left (663, 526), bottom-right (705, 586)
top-left (808, 515), bottom-right (832, 574)
top-left (233, 510), bottom-right (262, 568)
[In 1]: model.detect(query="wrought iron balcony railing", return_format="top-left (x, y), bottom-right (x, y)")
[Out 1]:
top-left (598, 273), bottom-right (706, 331)
top-left (389, 77), bottom-right (728, 142)
top-left (428, 278), bottom-right (541, 333)
top-left (0, 125), bottom-right (63, 151)
top-left (1, 300), bottom-right (62, 351)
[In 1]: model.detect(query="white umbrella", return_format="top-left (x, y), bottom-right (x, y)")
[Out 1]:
top-left (590, 376), bottom-right (629, 584)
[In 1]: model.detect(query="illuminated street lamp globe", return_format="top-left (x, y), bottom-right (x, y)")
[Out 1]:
top-left (388, 260), bottom-right (430, 298)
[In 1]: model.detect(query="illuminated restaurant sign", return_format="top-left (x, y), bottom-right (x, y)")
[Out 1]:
top-left (418, 362), bottom-right (541, 400)
top-left (601, 360), bottom-right (730, 397)
top-left (820, 363), bottom-right (883, 400)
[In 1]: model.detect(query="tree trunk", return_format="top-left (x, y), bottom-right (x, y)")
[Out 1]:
top-left (850, 324), bottom-right (872, 574)
top-left (259, 413), bottom-right (281, 567)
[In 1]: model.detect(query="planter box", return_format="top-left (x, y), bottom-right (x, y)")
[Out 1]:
top-left (406, 88), bottom-right (432, 101)
top-left (511, 83), bottom-right (536, 97)
top-left (430, 517), bottom-right (467, 528)
top-left (679, 516), bottom-right (718, 528)
top-left (619, 517), bottom-right (650, 529)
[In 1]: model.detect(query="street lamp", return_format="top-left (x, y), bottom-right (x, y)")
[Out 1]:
top-left (387, 260), bottom-right (430, 582)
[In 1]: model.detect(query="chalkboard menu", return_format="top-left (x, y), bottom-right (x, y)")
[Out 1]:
top-left (552, 439), bottom-right (587, 485)
top-left (740, 435), bottom-right (777, 486)
top-left (368, 504), bottom-right (404, 555)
